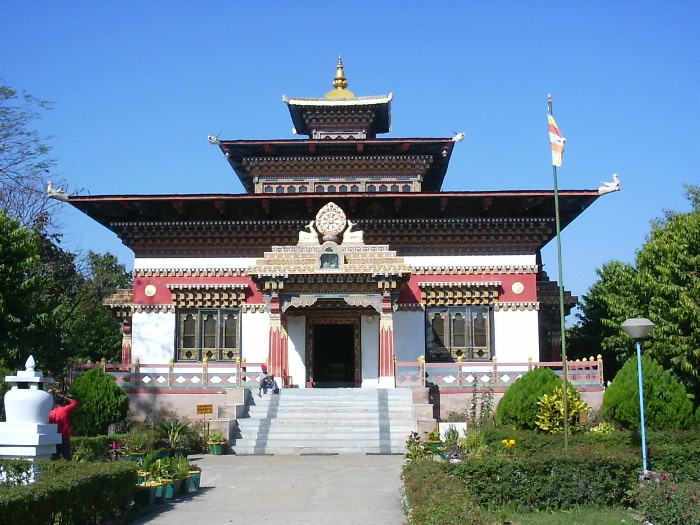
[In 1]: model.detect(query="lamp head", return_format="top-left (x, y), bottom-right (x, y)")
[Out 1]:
top-left (621, 318), bottom-right (655, 341)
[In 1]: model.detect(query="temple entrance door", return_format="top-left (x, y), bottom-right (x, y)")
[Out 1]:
top-left (310, 322), bottom-right (358, 387)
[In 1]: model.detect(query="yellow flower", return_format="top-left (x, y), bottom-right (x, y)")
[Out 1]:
top-left (508, 439), bottom-right (516, 446)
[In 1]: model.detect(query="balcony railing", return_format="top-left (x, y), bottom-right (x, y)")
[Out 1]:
top-left (394, 355), bottom-right (604, 391)
top-left (69, 355), bottom-right (604, 392)
top-left (68, 359), bottom-right (268, 391)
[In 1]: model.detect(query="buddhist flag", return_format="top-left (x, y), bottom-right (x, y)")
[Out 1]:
top-left (548, 114), bottom-right (566, 167)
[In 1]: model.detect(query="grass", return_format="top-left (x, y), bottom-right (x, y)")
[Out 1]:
top-left (499, 505), bottom-right (638, 524)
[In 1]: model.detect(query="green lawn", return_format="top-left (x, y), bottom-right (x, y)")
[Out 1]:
top-left (502, 505), bottom-right (638, 525)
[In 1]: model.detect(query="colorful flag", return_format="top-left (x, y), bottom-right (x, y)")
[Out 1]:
top-left (548, 114), bottom-right (566, 167)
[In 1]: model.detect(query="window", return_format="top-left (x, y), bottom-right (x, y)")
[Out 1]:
top-left (177, 309), bottom-right (240, 362)
top-left (426, 306), bottom-right (492, 361)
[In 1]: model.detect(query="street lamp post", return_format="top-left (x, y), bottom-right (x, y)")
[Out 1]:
top-left (621, 318), bottom-right (655, 474)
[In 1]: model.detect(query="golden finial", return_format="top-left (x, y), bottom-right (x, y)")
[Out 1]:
top-left (333, 56), bottom-right (348, 90)
top-left (325, 56), bottom-right (355, 99)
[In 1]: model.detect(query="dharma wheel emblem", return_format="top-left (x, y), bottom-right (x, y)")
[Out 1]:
top-left (315, 202), bottom-right (347, 241)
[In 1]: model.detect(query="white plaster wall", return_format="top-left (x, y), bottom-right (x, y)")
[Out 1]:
top-left (241, 311), bottom-right (270, 363)
top-left (361, 315), bottom-right (379, 387)
top-left (405, 254), bottom-right (537, 267)
top-left (132, 311), bottom-right (176, 363)
top-left (133, 257), bottom-right (258, 270)
top-left (286, 317), bottom-right (306, 388)
top-left (393, 310), bottom-right (425, 362)
top-left (493, 309), bottom-right (540, 363)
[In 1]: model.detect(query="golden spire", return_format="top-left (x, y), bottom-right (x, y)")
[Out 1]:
top-left (333, 56), bottom-right (348, 90)
top-left (325, 56), bottom-right (355, 98)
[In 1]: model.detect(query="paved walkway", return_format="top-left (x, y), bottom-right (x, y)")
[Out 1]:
top-left (128, 453), bottom-right (407, 525)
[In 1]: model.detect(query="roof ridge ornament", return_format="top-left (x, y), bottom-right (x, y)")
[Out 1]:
top-left (325, 56), bottom-right (355, 99)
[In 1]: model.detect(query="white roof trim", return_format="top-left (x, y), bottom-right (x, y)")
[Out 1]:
top-left (283, 93), bottom-right (393, 106)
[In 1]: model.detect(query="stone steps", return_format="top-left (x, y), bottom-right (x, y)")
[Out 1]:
top-left (231, 388), bottom-right (422, 455)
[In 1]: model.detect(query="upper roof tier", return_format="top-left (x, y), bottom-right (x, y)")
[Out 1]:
top-left (283, 57), bottom-right (392, 139)
top-left (215, 58), bottom-right (461, 195)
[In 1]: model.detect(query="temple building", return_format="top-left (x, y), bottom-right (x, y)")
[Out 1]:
top-left (67, 59), bottom-right (599, 391)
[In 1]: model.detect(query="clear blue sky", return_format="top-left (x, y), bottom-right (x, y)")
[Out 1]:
top-left (3, 2), bottom-right (699, 322)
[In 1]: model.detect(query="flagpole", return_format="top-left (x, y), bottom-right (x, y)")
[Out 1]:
top-left (548, 94), bottom-right (570, 449)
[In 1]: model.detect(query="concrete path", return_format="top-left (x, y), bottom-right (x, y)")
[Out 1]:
top-left (128, 453), bottom-right (407, 525)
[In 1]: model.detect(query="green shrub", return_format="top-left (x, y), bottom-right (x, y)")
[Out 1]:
top-left (647, 432), bottom-right (700, 481)
top-left (495, 367), bottom-right (561, 430)
top-left (0, 460), bottom-right (137, 524)
top-left (72, 434), bottom-right (126, 462)
top-left (602, 355), bottom-right (693, 431)
top-left (402, 458), bottom-right (485, 525)
top-left (450, 448), bottom-right (639, 511)
top-left (155, 416), bottom-right (202, 450)
top-left (123, 425), bottom-right (162, 454)
top-left (535, 384), bottom-right (588, 434)
top-left (629, 474), bottom-right (700, 525)
top-left (69, 368), bottom-right (130, 436)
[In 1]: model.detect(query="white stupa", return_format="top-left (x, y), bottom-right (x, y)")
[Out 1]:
top-left (0, 356), bottom-right (62, 461)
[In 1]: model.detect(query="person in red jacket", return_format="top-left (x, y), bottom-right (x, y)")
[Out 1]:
top-left (49, 394), bottom-right (79, 460)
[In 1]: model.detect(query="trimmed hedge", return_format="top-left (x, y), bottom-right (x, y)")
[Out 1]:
top-left (402, 458), bottom-right (485, 525)
top-left (449, 448), bottom-right (639, 511)
top-left (0, 460), bottom-right (138, 524)
top-left (72, 434), bottom-right (126, 462)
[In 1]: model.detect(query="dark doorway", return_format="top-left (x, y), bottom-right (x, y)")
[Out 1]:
top-left (312, 324), bottom-right (355, 387)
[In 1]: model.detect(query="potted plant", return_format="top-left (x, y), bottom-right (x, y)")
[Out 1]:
top-left (188, 462), bottom-right (202, 491)
top-left (156, 417), bottom-right (192, 456)
top-left (207, 431), bottom-right (226, 455)
top-left (423, 429), bottom-right (445, 457)
top-left (170, 455), bottom-right (192, 495)
top-left (442, 425), bottom-right (463, 463)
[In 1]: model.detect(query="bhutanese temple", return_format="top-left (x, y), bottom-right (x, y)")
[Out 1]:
top-left (65, 59), bottom-right (603, 436)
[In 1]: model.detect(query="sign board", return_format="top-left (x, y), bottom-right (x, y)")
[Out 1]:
top-left (196, 404), bottom-right (213, 415)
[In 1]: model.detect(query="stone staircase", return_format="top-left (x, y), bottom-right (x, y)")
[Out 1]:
top-left (231, 388), bottom-right (432, 455)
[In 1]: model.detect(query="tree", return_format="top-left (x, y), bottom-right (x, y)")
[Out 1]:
top-left (569, 185), bottom-right (700, 400)
top-left (568, 261), bottom-right (643, 381)
top-left (0, 83), bottom-right (65, 227)
top-left (62, 252), bottom-right (130, 364)
top-left (637, 186), bottom-right (700, 400)
top-left (0, 210), bottom-right (57, 369)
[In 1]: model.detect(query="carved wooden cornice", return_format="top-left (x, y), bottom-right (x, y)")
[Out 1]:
top-left (112, 217), bottom-right (553, 258)
top-left (420, 281), bottom-right (501, 307)
top-left (103, 287), bottom-right (134, 318)
top-left (245, 155), bottom-right (431, 178)
top-left (169, 283), bottom-right (249, 308)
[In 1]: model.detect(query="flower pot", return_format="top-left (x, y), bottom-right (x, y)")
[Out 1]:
top-left (134, 483), bottom-right (159, 507)
top-left (176, 477), bottom-right (189, 495)
top-left (160, 479), bottom-right (177, 500)
top-left (188, 470), bottom-right (201, 491)
top-left (208, 442), bottom-right (225, 455)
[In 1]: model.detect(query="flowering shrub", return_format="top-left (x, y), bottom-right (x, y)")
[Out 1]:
top-left (630, 473), bottom-right (700, 525)
top-left (534, 385), bottom-right (588, 434)
top-left (588, 422), bottom-right (615, 434)
top-left (501, 438), bottom-right (516, 451)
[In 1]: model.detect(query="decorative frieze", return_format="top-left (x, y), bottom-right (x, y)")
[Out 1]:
top-left (134, 268), bottom-right (248, 278)
top-left (133, 304), bottom-right (175, 314)
top-left (413, 265), bottom-right (538, 275)
top-left (494, 302), bottom-right (539, 311)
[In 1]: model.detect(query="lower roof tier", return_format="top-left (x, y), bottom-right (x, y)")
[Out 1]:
top-left (68, 190), bottom-right (599, 258)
